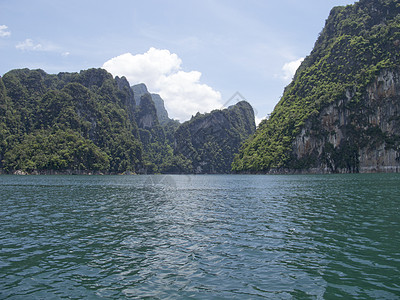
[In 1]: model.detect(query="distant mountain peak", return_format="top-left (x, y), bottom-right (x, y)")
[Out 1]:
top-left (131, 83), bottom-right (172, 125)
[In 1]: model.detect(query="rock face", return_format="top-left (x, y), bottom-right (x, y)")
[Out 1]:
top-left (135, 93), bottom-right (159, 129)
top-left (131, 83), bottom-right (148, 106)
top-left (292, 68), bottom-right (400, 173)
top-left (150, 93), bottom-right (170, 125)
top-left (115, 76), bottom-right (136, 112)
top-left (174, 101), bottom-right (256, 173)
top-left (131, 90), bottom-right (184, 174)
top-left (360, 70), bottom-right (400, 171)
top-left (131, 83), bottom-right (171, 125)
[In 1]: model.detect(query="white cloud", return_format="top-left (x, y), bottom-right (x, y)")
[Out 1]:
top-left (103, 48), bottom-right (222, 121)
top-left (16, 39), bottom-right (43, 51)
top-left (255, 116), bottom-right (264, 127)
top-left (15, 38), bottom-right (61, 53)
top-left (282, 57), bottom-right (304, 81)
top-left (0, 25), bottom-right (11, 37)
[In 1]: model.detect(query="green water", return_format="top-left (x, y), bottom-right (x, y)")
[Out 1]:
top-left (0, 174), bottom-right (399, 299)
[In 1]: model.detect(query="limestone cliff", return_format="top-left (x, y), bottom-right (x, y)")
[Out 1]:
top-left (292, 68), bottom-right (400, 173)
top-left (131, 83), bottom-right (172, 125)
top-left (134, 93), bottom-right (159, 129)
top-left (175, 101), bottom-right (256, 173)
top-left (233, 0), bottom-right (400, 173)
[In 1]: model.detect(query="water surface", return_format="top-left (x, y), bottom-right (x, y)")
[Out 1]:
top-left (0, 174), bottom-right (399, 299)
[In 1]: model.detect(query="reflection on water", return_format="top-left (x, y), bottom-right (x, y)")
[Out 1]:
top-left (0, 174), bottom-right (399, 299)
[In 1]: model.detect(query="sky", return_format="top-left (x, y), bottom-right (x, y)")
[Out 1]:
top-left (0, 0), bottom-right (357, 123)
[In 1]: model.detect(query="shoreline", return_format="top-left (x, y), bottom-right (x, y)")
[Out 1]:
top-left (1, 166), bottom-right (400, 176)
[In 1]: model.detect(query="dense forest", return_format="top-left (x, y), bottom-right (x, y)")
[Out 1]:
top-left (232, 0), bottom-right (400, 173)
top-left (0, 69), bottom-right (255, 174)
top-left (0, 68), bottom-right (143, 174)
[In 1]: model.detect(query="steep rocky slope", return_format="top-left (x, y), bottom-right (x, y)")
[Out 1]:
top-left (292, 68), bottom-right (400, 173)
top-left (233, 0), bottom-right (400, 173)
top-left (132, 83), bottom-right (172, 125)
top-left (0, 68), bottom-right (256, 174)
top-left (175, 101), bottom-right (256, 173)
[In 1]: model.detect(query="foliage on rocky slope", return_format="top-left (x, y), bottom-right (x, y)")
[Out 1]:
top-left (175, 101), bottom-right (256, 173)
top-left (0, 68), bottom-right (142, 173)
top-left (232, 0), bottom-right (400, 173)
top-left (0, 68), bottom-right (256, 174)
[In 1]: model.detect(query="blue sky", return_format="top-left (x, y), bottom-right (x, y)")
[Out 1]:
top-left (0, 0), bottom-right (356, 122)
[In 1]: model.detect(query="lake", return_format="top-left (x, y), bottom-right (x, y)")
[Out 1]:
top-left (0, 174), bottom-right (399, 299)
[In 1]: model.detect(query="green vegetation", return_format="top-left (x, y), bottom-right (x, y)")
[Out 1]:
top-left (0, 68), bottom-right (255, 174)
top-left (133, 93), bottom-right (182, 173)
top-left (0, 68), bottom-right (142, 174)
top-left (175, 101), bottom-right (256, 173)
top-left (3, 129), bottom-right (109, 172)
top-left (232, 0), bottom-right (400, 172)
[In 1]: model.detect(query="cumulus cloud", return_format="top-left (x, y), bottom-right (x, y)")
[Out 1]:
top-left (282, 57), bottom-right (304, 81)
top-left (0, 25), bottom-right (11, 37)
top-left (103, 48), bottom-right (222, 122)
top-left (255, 116), bottom-right (264, 127)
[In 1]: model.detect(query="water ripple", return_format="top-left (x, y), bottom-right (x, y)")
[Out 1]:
top-left (0, 174), bottom-right (399, 299)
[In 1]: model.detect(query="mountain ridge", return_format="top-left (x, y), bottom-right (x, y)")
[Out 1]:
top-left (0, 68), bottom-right (256, 174)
